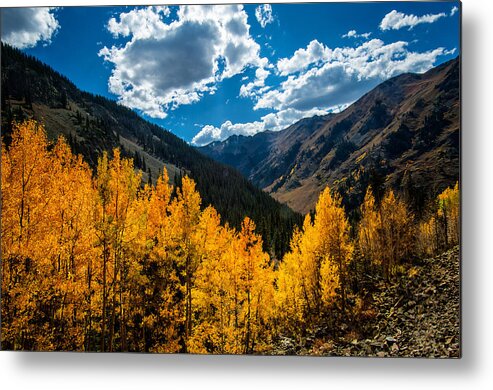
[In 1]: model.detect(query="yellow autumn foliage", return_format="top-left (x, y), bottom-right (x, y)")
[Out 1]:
top-left (358, 187), bottom-right (414, 279)
top-left (275, 187), bottom-right (353, 334)
top-left (418, 182), bottom-right (460, 256)
top-left (1, 120), bottom-right (460, 353)
top-left (1, 120), bottom-right (276, 353)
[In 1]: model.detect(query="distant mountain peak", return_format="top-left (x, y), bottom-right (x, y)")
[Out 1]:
top-left (199, 57), bottom-right (460, 215)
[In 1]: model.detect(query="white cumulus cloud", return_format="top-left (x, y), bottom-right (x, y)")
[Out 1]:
top-left (253, 38), bottom-right (448, 113)
top-left (99, 5), bottom-right (267, 118)
top-left (107, 6), bottom-right (170, 39)
top-left (239, 66), bottom-right (271, 98)
top-left (194, 34), bottom-right (453, 145)
top-left (277, 39), bottom-right (330, 76)
top-left (342, 30), bottom-right (371, 39)
top-left (379, 9), bottom-right (447, 31)
top-left (192, 120), bottom-right (264, 146)
top-left (255, 4), bottom-right (274, 28)
top-left (192, 107), bottom-right (331, 146)
top-left (1, 7), bottom-right (60, 49)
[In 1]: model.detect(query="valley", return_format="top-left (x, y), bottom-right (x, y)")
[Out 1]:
top-left (200, 57), bottom-right (460, 215)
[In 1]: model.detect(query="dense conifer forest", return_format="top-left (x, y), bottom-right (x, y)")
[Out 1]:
top-left (1, 43), bottom-right (301, 261)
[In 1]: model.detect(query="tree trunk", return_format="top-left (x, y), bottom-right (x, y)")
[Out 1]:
top-left (101, 240), bottom-right (108, 352)
top-left (245, 290), bottom-right (251, 354)
top-left (185, 253), bottom-right (192, 352)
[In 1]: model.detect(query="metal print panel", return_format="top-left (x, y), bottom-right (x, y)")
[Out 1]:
top-left (0, 2), bottom-right (461, 356)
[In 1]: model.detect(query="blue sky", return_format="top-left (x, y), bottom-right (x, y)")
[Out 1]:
top-left (1, 2), bottom-right (460, 145)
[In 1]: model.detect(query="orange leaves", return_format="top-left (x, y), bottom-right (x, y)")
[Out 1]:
top-left (47, 121), bottom-right (275, 353)
top-left (190, 216), bottom-right (275, 354)
top-left (437, 182), bottom-right (460, 246)
top-left (2, 121), bottom-right (97, 350)
top-left (358, 187), bottom-right (380, 264)
top-left (2, 120), bottom-right (51, 258)
top-left (313, 188), bottom-right (353, 302)
top-left (3, 121), bottom-right (352, 351)
top-left (2, 120), bottom-right (460, 353)
top-left (275, 186), bottom-right (353, 334)
top-left (358, 188), bottom-right (414, 279)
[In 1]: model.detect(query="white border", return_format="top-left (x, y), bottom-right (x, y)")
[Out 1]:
top-left (2, 1), bottom-right (493, 390)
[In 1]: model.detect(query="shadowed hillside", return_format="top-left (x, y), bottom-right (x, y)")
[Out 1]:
top-left (1, 43), bottom-right (301, 259)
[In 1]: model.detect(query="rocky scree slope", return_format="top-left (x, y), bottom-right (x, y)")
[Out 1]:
top-left (272, 246), bottom-right (460, 357)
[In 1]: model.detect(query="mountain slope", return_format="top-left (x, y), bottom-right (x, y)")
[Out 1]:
top-left (1, 43), bottom-right (301, 258)
top-left (202, 114), bottom-right (333, 189)
top-left (199, 57), bottom-right (460, 215)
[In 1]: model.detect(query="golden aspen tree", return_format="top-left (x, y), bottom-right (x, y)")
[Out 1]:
top-left (167, 176), bottom-right (202, 351)
top-left (221, 218), bottom-right (273, 354)
top-left (1, 121), bottom-right (55, 349)
top-left (418, 182), bottom-right (460, 256)
top-left (275, 227), bottom-right (308, 336)
top-left (1, 121), bottom-right (97, 350)
top-left (144, 170), bottom-right (182, 353)
top-left (119, 183), bottom-right (150, 351)
top-left (109, 149), bottom-right (141, 351)
top-left (221, 229), bottom-right (245, 353)
top-left (2, 120), bottom-right (279, 353)
top-left (94, 151), bottom-right (111, 351)
top-left (190, 214), bottom-right (274, 354)
top-left (188, 206), bottom-right (232, 353)
top-left (437, 182), bottom-right (460, 247)
top-left (313, 187), bottom-right (353, 313)
top-left (192, 218), bottom-right (244, 354)
top-left (358, 188), bottom-right (381, 268)
top-left (94, 149), bottom-right (141, 351)
top-left (358, 188), bottom-right (414, 280)
top-left (275, 187), bottom-right (352, 337)
top-left (275, 217), bottom-right (319, 337)
top-left (235, 217), bottom-right (274, 353)
top-left (47, 137), bottom-right (98, 350)
top-left (418, 216), bottom-right (440, 256)
top-left (380, 190), bottom-right (414, 278)
top-left (297, 215), bottom-right (320, 316)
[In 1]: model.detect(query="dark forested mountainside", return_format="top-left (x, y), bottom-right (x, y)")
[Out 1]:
top-left (200, 57), bottom-right (460, 217)
top-left (1, 43), bottom-right (301, 259)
